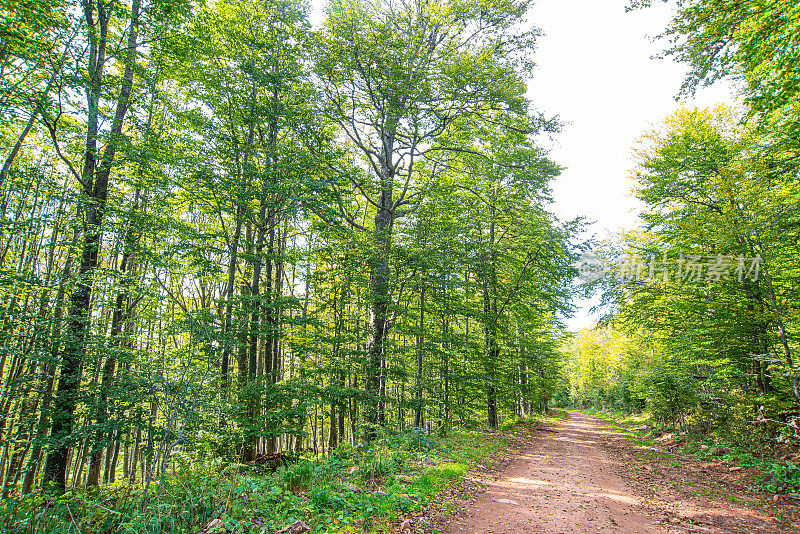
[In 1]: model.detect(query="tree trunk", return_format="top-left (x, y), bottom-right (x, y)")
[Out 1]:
top-left (414, 280), bottom-right (425, 427)
top-left (484, 217), bottom-right (500, 429)
top-left (365, 188), bottom-right (393, 441)
top-left (43, 0), bottom-right (140, 492)
top-left (220, 200), bottom-right (243, 421)
top-left (86, 227), bottom-right (137, 487)
top-left (22, 227), bottom-right (75, 493)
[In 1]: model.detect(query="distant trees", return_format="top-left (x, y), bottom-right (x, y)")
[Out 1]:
top-left (565, 105), bottom-right (800, 442)
top-left (315, 0), bottom-right (545, 439)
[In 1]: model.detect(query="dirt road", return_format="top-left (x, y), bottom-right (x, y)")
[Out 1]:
top-left (439, 411), bottom-right (795, 534)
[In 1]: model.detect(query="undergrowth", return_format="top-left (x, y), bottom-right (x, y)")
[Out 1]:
top-left (587, 409), bottom-right (800, 496)
top-left (0, 418), bottom-right (542, 534)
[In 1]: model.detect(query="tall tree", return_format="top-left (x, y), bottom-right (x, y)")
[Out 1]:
top-left (316, 0), bottom-right (539, 439)
top-left (43, 0), bottom-right (143, 492)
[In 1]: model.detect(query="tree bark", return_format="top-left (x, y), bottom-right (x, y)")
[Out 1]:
top-left (484, 217), bottom-right (499, 429)
top-left (364, 120), bottom-right (397, 441)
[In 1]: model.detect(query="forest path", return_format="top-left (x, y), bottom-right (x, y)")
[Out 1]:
top-left (438, 411), bottom-right (794, 534)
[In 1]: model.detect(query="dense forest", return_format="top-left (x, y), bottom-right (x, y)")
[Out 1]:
top-left (1, 0), bottom-right (799, 532)
top-left (1, 0), bottom-right (574, 500)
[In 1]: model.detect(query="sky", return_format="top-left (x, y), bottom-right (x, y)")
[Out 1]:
top-left (526, 0), bottom-right (734, 330)
top-left (307, 0), bottom-right (736, 331)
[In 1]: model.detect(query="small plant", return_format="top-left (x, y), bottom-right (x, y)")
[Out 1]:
top-left (395, 427), bottom-right (437, 452)
top-left (761, 462), bottom-right (800, 494)
top-left (391, 493), bottom-right (415, 514)
top-left (278, 460), bottom-right (315, 492)
top-left (360, 457), bottom-right (394, 481)
top-left (308, 485), bottom-right (344, 510)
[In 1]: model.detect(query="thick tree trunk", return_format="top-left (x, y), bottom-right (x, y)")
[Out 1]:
top-left (365, 188), bottom-right (393, 441)
top-left (363, 113), bottom-right (398, 441)
top-left (43, 0), bottom-right (140, 492)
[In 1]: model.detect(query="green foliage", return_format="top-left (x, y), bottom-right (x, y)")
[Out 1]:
top-left (392, 427), bottom-right (438, 452)
top-left (277, 461), bottom-right (315, 492)
top-left (308, 485), bottom-right (345, 511)
top-left (568, 3), bottom-right (800, 482)
top-left (640, 0), bottom-right (800, 118)
top-left (571, 105), bottom-right (800, 466)
top-left (601, 411), bottom-right (800, 498)
top-left (0, 420), bottom-right (527, 533)
top-left (0, 0), bottom-right (573, 525)
top-left (761, 462), bottom-right (800, 495)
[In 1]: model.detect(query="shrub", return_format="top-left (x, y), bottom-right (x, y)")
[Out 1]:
top-left (395, 427), bottom-right (438, 452)
top-left (359, 457), bottom-right (394, 481)
top-left (762, 462), bottom-right (800, 494)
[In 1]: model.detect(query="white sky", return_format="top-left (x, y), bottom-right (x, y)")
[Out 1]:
top-left (306, 0), bottom-right (736, 331)
top-left (527, 0), bottom-right (734, 330)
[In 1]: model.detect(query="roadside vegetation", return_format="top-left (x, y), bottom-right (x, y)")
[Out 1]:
top-left (580, 407), bottom-right (800, 499)
top-left (0, 418), bottom-right (550, 534)
top-left (556, 0), bottom-right (800, 504)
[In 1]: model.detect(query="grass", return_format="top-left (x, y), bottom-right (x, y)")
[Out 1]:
top-left (0, 416), bottom-right (549, 534)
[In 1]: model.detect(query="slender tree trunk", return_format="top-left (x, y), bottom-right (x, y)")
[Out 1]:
top-left (220, 201), bottom-right (243, 420)
top-left (243, 207), bottom-right (267, 461)
top-left (86, 220), bottom-right (137, 487)
top-left (337, 373), bottom-right (345, 445)
top-left (22, 225), bottom-right (76, 493)
top-left (327, 400), bottom-right (337, 450)
top-left (414, 280), bottom-right (425, 427)
top-left (762, 266), bottom-right (800, 404)
top-left (484, 216), bottom-right (499, 429)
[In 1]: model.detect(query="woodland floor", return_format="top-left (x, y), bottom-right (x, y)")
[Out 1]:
top-left (435, 411), bottom-right (799, 534)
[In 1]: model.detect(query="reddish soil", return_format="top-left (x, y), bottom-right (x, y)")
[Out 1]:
top-left (437, 411), bottom-right (799, 534)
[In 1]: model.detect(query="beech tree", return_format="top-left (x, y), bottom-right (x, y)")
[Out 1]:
top-left (315, 0), bottom-right (539, 439)
top-left (41, 0), bottom-right (145, 493)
